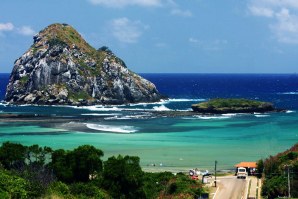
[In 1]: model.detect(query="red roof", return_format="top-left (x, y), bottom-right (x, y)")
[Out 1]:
top-left (234, 162), bottom-right (257, 168)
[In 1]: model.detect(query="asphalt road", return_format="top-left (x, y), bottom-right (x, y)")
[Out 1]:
top-left (214, 176), bottom-right (248, 199)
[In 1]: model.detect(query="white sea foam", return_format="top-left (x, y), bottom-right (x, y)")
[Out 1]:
top-left (286, 110), bottom-right (295, 113)
top-left (278, 92), bottom-right (298, 95)
top-left (0, 102), bottom-right (7, 107)
top-left (167, 98), bottom-right (205, 102)
top-left (104, 112), bottom-right (152, 120)
top-left (152, 105), bottom-right (171, 111)
top-left (81, 113), bottom-right (121, 116)
top-left (127, 98), bottom-right (204, 107)
top-left (86, 123), bottom-right (137, 133)
top-left (195, 115), bottom-right (231, 120)
top-left (74, 105), bottom-right (121, 111)
top-left (255, 114), bottom-right (270, 118)
top-left (222, 113), bottom-right (238, 117)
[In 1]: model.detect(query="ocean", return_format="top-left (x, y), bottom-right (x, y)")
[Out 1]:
top-left (0, 73), bottom-right (298, 171)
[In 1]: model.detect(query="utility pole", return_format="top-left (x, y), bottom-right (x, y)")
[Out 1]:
top-left (287, 165), bottom-right (291, 199)
top-left (215, 160), bottom-right (217, 187)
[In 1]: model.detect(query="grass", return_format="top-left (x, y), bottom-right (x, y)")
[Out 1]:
top-left (196, 98), bottom-right (268, 109)
top-left (19, 76), bottom-right (29, 86)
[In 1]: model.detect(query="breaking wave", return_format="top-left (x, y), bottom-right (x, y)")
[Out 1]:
top-left (81, 113), bottom-right (121, 116)
top-left (194, 115), bottom-right (231, 120)
top-left (278, 92), bottom-right (298, 95)
top-left (86, 123), bottom-right (138, 133)
top-left (152, 105), bottom-right (171, 111)
top-left (255, 114), bottom-right (270, 118)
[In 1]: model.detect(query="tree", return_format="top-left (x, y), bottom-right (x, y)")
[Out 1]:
top-left (70, 145), bottom-right (104, 182)
top-left (51, 145), bottom-right (103, 183)
top-left (0, 142), bottom-right (27, 170)
top-left (262, 176), bottom-right (287, 199)
top-left (256, 159), bottom-right (264, 178)
top-left (102, 155), bottom-right (145, 198)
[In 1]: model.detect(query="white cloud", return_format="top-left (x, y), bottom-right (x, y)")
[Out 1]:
top-left (171, 9), bottom-right (192, 17)
top-left (17, 26), bottom-right (35, 36)
top-left (249, 6), bottom-right (274, 17)
top-left (88, 0), bottom-right (161, 8)
top-left (189, 37), bottom-right (200, 43)
top-left (0, 22), bottom-right (14, 32)
top-left (189, 38), bottom-right (228, 51)
top-left (248, 0), bottom-right (298, 44)
top-left (110, 17), bottom-right (148, 43)
top-left (271, 8), bottom-right (298, 43)
top-left (0, 22), bottom-right (35, 37)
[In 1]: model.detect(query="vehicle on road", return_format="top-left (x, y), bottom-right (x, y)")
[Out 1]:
top-left (236, 167), bottom-right (247, 179)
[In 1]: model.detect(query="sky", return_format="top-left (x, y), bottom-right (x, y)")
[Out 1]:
top-left (0, 0), bottom-right (298, 73)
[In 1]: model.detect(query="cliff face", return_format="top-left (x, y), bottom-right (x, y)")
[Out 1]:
top-left (5, 23), bottom-right (164, 105)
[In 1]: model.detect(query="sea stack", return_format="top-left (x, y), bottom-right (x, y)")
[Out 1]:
top-left (5, 23), bottom-right (164, 105)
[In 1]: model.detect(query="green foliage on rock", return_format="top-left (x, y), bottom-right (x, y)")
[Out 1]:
top-left (192, 98), bottom-right (274, 113)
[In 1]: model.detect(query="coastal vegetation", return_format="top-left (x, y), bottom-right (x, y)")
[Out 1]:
top-left (257, 143), bottom-right (298, 199)
top-left (192, 98), bottom-right (275, 114)
top-left (0, 142), bottom-right (206, 198)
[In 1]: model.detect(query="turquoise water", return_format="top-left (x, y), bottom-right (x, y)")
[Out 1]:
top-left (1, 73), bottom-right (298, 171)
top-left (0, 105), bottom-right (297, 171)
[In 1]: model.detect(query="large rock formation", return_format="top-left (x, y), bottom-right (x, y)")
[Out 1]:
top-left (5, 23), bottom-right (164, 105)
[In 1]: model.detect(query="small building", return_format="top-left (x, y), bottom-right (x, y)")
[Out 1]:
top-left (234, 162), bottom-right (257, 176)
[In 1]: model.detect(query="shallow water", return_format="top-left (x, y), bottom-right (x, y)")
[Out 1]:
top-left (0, 74), bottom-right (298, 171)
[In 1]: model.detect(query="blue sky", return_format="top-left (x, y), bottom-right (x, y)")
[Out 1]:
top-left (1, 0), bottom-right (298, 73)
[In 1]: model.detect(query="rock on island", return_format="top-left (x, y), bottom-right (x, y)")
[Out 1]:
top-left (5, 23), bottom-right (164, 105)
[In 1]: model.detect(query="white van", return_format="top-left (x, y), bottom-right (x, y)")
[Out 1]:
top-left (237, 167), bottom-right (247, 179)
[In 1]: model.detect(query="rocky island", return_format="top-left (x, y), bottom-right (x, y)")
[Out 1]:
top-left (191, 98), bottom-right (276, 114)
top-left (5, 23), bottom-right (164, 105)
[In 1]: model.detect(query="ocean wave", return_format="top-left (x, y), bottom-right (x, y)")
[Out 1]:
top-left (221, 113), bottom-right (238, 117)
top-left (255, 114), bottom-right (270, 118)
top-left (286, 110), bottom-right (296, 113)
top-left (167, 98), bottom-right (205, 102)
top-left (152, 105), bottom-right (171, 111)
top-left (0, 102), bottom-right (7, 107)
top-left (278, 92), bottom-right (298, 95)
top-left (127, 98), bottom-right (205, 107)
top-left (104, 113), bottom-right (152, 120)
top-left (85, 123), bottom-right (138, 133)
top-left (194, 115), bottom-right (231, 120)
top-left (81, 113), bottom-right (121, 116)
top-left (74, 105), bottom-right (121, 111)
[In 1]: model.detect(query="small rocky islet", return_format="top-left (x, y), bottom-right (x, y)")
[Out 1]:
top-left (5, 23), bottom-right (165, 106)
top-left (191, 98), bottom-right (277, 114)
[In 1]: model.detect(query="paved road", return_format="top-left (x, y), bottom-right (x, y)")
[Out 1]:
top-left (214, 176), bottom-right (247, 199)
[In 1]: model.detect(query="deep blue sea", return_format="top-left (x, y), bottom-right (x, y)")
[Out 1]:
top-left (0, 73), bottom-right (297, 171)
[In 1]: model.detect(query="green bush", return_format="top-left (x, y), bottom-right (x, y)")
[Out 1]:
top-left (70, 182), bottom-right (110, 199)
top-left (0, 169), bottom-right (30, 199)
